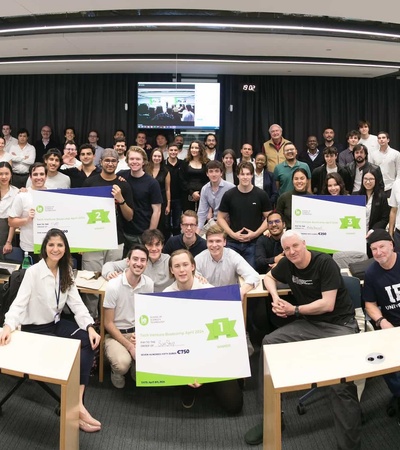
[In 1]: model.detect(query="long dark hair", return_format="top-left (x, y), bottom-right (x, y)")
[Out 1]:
top-left (323, 172), bottom-right (347, 195)
top-left (359, 169), bottom-right (382, 197)
top-left (40, 228), bottom-right (74, 292)
top-left (0, 161), bottom-right (13, 186)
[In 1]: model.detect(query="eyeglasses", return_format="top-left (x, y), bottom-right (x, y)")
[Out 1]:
top-left (181, 223), bottom-right (196, 228)
top-left (103, 159), bottom-right (118, 164)
top-left (363, 178), bottom-right (375, 182)
top-left (268, 219), bottom-right (282, 225)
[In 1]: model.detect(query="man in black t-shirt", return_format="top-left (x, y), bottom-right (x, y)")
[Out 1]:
top-left (217, 161), bottom-right (271, 269)
top-left (117, 146), bottom-right (162, 256)
top-left (364, 229), bottom-right (400, 418)
top-left (245, 230), bottom-right (361, 449)
top-left (81, 148), bottom-right (134, 317)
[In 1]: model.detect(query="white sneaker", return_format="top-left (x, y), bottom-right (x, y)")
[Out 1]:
top-left (246, 332), bottom-right (254, 357)
top-left (111, 370), bottom-right (125, 389)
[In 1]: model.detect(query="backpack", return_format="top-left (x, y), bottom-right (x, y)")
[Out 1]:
top-left (0, 269), bottom-right (26, 325)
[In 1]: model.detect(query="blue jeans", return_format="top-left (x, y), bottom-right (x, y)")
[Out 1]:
top-left (166, 199), bottom-right (182, 236)
top-left (226, 240), bottom-right (256, 269)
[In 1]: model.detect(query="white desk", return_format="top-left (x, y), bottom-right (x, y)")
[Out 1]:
top-left (263, 327), bottom-right (400, 450)
top-left (0, 330), bottom-right (80, 450)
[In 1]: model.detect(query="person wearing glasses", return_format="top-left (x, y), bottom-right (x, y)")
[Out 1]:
top-left (163, 210), bottom-right (207, 258)
top-left (255, 211), bottom-right (285, 274)
top-left (81, 148), bottom-right (134, 318)
top-left (359, 168), bottom-right (390, 256)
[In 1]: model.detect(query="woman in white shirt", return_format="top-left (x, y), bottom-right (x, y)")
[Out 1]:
top-left (0, 228), bottom-right (102, 433)
top-left (0, 162), bottom-right (18, 254)
top-left (164, 249), bottom-right (243, 414)
top-left (0, 136), bottom-right (12, 164)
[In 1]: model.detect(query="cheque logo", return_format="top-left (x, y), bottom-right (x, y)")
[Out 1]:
top-left (139, 315), bottom-right (149, 326)
top-left (36, 205), bottom-right (44, 213)
top-left (86, 209), bottom-right (111, 224)
top-left (206, 318), bottom-right (237, 341)
top-left (339, 215), bottom-right (361, 229)
top-left (294, 209), bottom-right (301, 216)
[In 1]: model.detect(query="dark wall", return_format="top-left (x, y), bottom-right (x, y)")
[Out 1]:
top-left (218, 75), bottom-right (400, 155)
top-left (1, 73), bottom-right (399, 154)
top-left (0, 73), bottom-right (171, 148)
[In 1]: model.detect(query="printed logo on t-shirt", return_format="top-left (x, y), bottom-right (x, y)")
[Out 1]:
top-left (384, 284), bottom-right (400, 310)
top-left (292, 276), bottom-right (313, 286)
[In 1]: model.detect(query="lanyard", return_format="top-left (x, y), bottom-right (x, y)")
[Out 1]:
top-left (55, 270), bottom-right (61, 311)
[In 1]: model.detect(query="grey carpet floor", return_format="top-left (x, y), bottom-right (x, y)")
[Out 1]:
top-left (1, 354), bottom-right (399, 449)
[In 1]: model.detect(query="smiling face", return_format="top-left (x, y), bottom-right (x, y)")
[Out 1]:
top-left (88, 132), bottom-right (98, 145)
top-left (64, 143), bottom-right (77, 158)
top-left (206, 233), bottom-right (226, 261)
top-left (189, 142), bottom-right (200, 158)
top-left (283, 144), bottom-right (297, 162)
top-left (180, 214), bottom-right (197, 239)
top-left (128, 150), bottom-right (145, 174)
top-left (241, 144), bottom-right (253, 159)
top-left (327, 178), bottom-right (341, 195)
top-left (205, 135), bottom-right (216, 150)
top-left (41, 126), bottom-right (51, 140)
top-left (370, 240), bottom-right (395, 269)
top-left (255, 154), bottom-right (267, 171)
top-left (0, 166), bottom-right (12, 187)
top-left (207, 167), bottom-right (223, 184)
top-left (363, 173), bottom-right (376, 191)
top-left (114, 141), bottom-right (127, 156)
top-left (30, 166), bottom-right (47, 189)
top-left (292, 171), bottom-right (308, 192)
top-left (144, 239), bottom-right (163, 263)
top-left (238, 167), bottom-right (253, 188)
top-left (168, 145), bottom-right (179, 160)
top-left (307, 136), bottom-right (318, 150)
top-left (64, 128), bottom-right (75, 141)
top-left (45, 154), bottom-right (61, 174)
top-left (151, 150), bottom-right (163, 165)
top-left (269, 125), bottom-right (282, 141)
top-left (222, 152), bottom-right (234, 168)
top-left (354, 148), bottom-right (366, 164)
top-left (127, 249), bottom-right (148, 277)
top-left (45, 235), bottom-right (65, 265)
top-left (79, 148), bottom-right (95, 166)
top-left (324, 152), bottom-right (337, 169)
top-left (156, 135), bottom-right (167, 148)
top-left (267, 213), bottom-right (284, 237)
top-left (323, 128), bottom-right (334, 142)
top-left (282, 234), bottom-right (307, 266)
top-left (378, 133), bottom-right (389, 148)
top-left (170, 252), bottom-right (195, 286)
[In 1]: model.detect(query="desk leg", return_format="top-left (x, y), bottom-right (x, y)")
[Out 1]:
top-left (99, 293), bottom-right (105, 383)
top-left (264, 358), bottom-right (281, 450)
top-left (242, 295), bottom-right (247, 328)
top-left (60, 347), bottom-right (80, 450)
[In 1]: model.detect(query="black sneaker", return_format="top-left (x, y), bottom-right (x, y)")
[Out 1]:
top-left (181, 386), bottom-right (196, 409)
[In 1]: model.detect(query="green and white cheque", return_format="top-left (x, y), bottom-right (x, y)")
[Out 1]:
top-left (32, 186), bottom-right (118, 253)
top-left (135, 285), bottom-right (250, 387)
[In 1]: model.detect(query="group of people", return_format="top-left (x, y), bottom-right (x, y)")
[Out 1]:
top-left (1, 119), bottom-right (400, 449)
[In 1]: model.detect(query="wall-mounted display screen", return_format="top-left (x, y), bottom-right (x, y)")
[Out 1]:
top-left (137, 82), bottom-right (220, 130)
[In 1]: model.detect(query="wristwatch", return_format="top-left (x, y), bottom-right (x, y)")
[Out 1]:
top-left (294, 306), bottom-right (300, 318)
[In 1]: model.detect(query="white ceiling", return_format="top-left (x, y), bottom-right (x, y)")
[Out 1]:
top-left (1, 1), bottom-right (400, 77)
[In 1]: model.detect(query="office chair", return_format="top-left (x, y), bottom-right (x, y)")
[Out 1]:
top-left (296, 274), bottom-right (370, 415)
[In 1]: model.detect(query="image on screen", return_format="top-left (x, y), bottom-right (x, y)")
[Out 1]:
top-left (137, 82), bottom-right (220, 130)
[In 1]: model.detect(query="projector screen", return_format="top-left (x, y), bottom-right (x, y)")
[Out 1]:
top-left (137, 82), bottom-right (220, 130)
